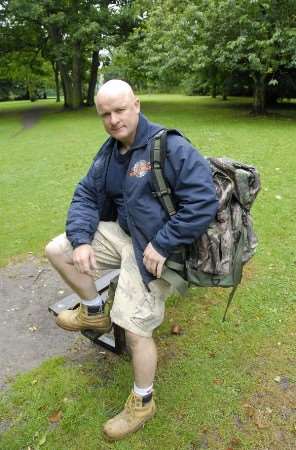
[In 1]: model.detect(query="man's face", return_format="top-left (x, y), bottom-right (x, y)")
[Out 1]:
top-left (96, 91), bottom-right (140, 148)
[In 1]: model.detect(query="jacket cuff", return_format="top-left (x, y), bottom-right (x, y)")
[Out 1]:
top-left (150, 239), bottom-right (170, 258)
top-left (72, 241), bottom-right (91, 250)
top-left (69, 236), bottom-right (92, 249)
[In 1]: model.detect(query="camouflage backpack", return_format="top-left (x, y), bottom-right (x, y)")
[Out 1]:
top-left (150, 129), bottom-right (261, 320)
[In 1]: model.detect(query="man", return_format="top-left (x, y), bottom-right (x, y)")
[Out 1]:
top-left (45, 79), bottom-right (218, 441)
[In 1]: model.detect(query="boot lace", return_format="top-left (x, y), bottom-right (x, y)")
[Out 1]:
top-left (125, 392), bottom-right (142, 414)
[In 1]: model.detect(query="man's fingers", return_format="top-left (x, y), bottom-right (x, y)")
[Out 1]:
top-left (143, 257), bottom-right (159, 276)
top-left (143, 243), bottom-right (166, 277)
top-left (156, 260), bottom-right (164, 279)
top-left (72, 245), bottom-right (97, 275)
top-left (78, 259), bottom-right (89, 274)
top-left (90, 251), bottom-right (97, 271)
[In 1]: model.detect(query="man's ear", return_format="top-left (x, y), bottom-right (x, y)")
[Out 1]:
top-left (135, 97), bottom-right (140, 113)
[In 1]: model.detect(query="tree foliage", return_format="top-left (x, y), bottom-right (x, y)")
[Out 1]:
top-left (108, 0), bottom-right (296, 112)
top-left (2, 0), bottom-right (296, 112)
top-left (1, 0), bottom-right (137, 108)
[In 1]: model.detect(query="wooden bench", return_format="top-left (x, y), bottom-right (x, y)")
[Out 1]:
top-left (48, 269), bottom-right (127, 354)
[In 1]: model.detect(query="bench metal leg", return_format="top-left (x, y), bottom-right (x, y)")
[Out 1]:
top-left (81, 324), bottom-right (127, 354)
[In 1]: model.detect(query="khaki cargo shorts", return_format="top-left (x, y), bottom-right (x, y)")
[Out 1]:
top-left (50, 221), bottom-right (173, 337)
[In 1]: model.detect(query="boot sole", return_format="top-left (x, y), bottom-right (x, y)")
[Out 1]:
top-left (55, 320), bottom-right (112, 334)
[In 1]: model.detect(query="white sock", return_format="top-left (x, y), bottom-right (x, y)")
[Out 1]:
top-left (82, 294), bottom-right (104, 308)
top-left (133, 383), bottom-right (153, 397)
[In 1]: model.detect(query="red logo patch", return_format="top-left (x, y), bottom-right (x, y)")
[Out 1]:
top-left (128, 160), bottom-right (152, 178)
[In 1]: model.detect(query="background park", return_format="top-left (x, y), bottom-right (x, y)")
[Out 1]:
top-left (0, 1), bottom-right (296, 449)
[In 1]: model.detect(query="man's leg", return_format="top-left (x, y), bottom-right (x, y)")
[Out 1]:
top-left (125, 331), bottom-right (157, 388)
top-left (45, 228), bottom-right (120, 332)
top-left (45, 236), bottom-right (97, 300)
top-left (103, 241), bottom-right (172, 440)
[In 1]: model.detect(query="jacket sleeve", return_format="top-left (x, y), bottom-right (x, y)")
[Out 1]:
top-left (65, 158), bottom-right (102, 249)
top-left (151, 135), bottom-right (218, 257)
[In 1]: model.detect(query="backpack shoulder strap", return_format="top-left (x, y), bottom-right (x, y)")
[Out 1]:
top-left (150, 128), bottom-right (188, 217)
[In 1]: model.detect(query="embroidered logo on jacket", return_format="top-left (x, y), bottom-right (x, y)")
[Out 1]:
top-left (128, 160), bottom-right (152, 178)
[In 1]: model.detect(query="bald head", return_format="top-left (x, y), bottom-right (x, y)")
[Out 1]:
top-left (96, 79), bottom-right (135, 103)
top-left (95, 79), bottom-right (140, 150)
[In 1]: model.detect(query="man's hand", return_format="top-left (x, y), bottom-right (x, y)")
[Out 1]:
top-left (143, 242), bottom-right (166, 278)
top-left (72, 244), bottom-right (97, 276)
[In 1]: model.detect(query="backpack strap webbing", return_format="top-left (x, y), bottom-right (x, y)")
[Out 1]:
top-left (222, 225), bottom-right (246, 321)
top-left (222, 286), bottom-right (238, 322)
top-left (150, 129), bottom-right (190, 296)
top-left (161, 266), bottom-right (188, 296)
top-left (150, 130), bottom-right (175, 216)
top-left (150, 129), bottom-right (189, 217)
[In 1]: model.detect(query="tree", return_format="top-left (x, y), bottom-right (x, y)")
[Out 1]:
top-left (109, 0), bottom-right (296, 113)
top-left (1, 0), bottom-right (136, 109)
top-left (0, 4), bottom-right (53, 100)
top-left (198, 0), bottom-right (296, 113)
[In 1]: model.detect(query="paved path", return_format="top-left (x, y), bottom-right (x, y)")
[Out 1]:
top-left (0, 256), bottom-right (98, 388)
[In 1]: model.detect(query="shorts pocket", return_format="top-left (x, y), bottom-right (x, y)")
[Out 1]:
top-left (131, 287), bottom-right (165, 332)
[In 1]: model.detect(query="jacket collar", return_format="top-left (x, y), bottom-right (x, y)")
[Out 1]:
top-left (130, 113), bottom-right (163, 150)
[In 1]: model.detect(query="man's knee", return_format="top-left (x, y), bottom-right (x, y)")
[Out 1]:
top-left (45, 237), bottom-right (69, 264)
top-left (125, 330), bottom-right (151, 351)
top-left (45, 240), bottom-right (57, 260)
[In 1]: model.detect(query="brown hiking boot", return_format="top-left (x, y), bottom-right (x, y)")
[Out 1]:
top-left (103, 391), bottom-right (156, 441)
top-left (55, 304), bottom-right (111, 333)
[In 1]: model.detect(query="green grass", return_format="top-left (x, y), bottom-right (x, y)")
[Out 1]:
top-left (0, 96), bottom-right (296, 449)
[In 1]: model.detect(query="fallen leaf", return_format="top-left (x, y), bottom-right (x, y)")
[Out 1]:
top-left (274, 376), bottom-right (281, 383)
top-left (243, 403), bottom-right (255, 418)
top-left (254, 410), bottom-right (269, 429)
top-left (171, 324), bottom-right (182, 335)
top-left (229, 437), bottom-right (241, 447)
top-left (48, 410), bottom-right (62, 423)
top-left (208, 352), bottom-right (216, 358)
top-left (213, 378), bottom-right (223, 385)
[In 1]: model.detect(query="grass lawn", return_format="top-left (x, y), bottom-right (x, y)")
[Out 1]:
top-left (0, 96), bottom-right (295, 449)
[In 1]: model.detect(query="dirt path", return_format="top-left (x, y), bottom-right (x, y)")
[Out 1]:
top-left (10, 105), bottom-right (51, 137)
top-left (0, 256), bottom-right (98, 389)
top-left (21, 107), bottom-right (46, 129)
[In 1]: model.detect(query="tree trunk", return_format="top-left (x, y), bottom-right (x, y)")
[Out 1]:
top-left (72, 41), bottom-right (83, 109)
top-left (222, 79), bottom-right (228, 100)
top-left (47, 25), bottom-right (82, 110)
top-left (59, 65), bottom-right (73, 109)
top-left (86, 50), bottom-right (99, 107)
top-left (52, 62), bottom-right (60, 102)
top-left (252, 74), bottom-right (266, 114)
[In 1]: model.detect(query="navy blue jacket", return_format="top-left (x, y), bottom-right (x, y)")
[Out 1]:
top-left (66, 114), bottom-right (218, 285)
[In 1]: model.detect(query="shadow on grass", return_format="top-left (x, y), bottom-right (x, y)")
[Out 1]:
top-left (0, 101), bottom-right (80, 137)
top-left (0, 100), bottom-right (64, 118)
